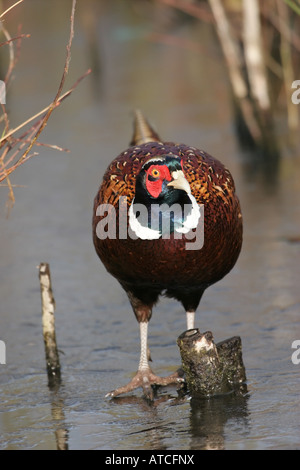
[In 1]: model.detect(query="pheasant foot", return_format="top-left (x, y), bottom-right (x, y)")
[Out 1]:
top-left (105, 368), bottom-right (184, 400)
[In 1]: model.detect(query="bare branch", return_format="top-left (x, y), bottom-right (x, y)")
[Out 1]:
top-left (0, 0), bottom-right (24, 20)
top-left (0, 33), bottom-right (31, 48)
top-left (18, 0), bottom-right (77, 166)
top-left (0, 68), bottom-right (91, 146)
top-left (0, 0), bottom-right (91, 210)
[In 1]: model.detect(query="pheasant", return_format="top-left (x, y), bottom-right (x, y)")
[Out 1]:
top-left (92, 111), bottom-right (243, 398)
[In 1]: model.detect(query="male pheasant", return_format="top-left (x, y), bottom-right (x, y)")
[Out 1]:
top-left (92, 111), bottom-right (243, 398)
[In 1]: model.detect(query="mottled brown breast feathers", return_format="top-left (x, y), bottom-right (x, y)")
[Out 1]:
top-left (93, 141), bottom-right (242, 292)
top-left (95, 141), bottom-right (238, 209)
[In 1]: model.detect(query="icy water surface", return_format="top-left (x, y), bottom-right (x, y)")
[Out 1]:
top-left (0, 0), bottom-right (299, 450)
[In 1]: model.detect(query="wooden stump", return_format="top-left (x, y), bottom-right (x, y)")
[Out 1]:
top-left (177, 329), bottom-right (247, 398)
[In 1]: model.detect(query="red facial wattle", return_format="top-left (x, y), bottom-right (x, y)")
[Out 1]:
top-left (145, 164), bottom-right (172, 198)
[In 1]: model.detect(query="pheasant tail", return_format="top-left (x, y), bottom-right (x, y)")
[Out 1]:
top-left (130, 109), bottom-right (161, 146)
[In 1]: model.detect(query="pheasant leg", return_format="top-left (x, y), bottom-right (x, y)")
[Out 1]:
top-left (105, 322), bottom-right (183, 399)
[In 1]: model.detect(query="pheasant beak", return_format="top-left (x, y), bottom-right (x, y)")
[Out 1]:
top-left (167, 170), bottom-right (191, 194)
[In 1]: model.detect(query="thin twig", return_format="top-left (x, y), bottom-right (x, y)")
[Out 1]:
top-left (0, 0), bottom-right (24, 20)
top-left (0, 23), bottom-right (15, 84)
top-left (1, 126), bottom-right (37, 172)
top-left (22, 140), bottom-right (70, 152)
top-left (1, 122), bottom-right (38, 171)
top-left (0, 0), bottom-right (91, 208)
top-left (18, 0), bottom-right (77, 166)
top-left (0, 33), bottom-right (31, 48)
top-left (0, 68), bottom-right (91, 146)
top-left (0, 103), bottom-right (10, 138)
top-left (0, 157), bottom-right (15, 212)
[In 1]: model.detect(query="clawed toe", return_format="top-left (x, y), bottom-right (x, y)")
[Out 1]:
top-left (106, 368), bottom-right (184, 399)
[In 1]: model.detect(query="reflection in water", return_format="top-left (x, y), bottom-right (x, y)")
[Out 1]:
top-left (49, 382), bottom-right (69, 451)
top-left (109, 389), bottom-right (249, 451)
top-left (110, 392), bottom-right (183, 450)
top-left (189, 393), bottom-right (250, 450)
top-left (240, 147), bottom-right (281, 193)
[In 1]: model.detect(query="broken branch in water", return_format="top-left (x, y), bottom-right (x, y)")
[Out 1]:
top-left (38, 263), bottom-right (61, 388)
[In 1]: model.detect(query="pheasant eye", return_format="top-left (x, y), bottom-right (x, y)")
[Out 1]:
top-left (151, 168), bottom-right (160, 178)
